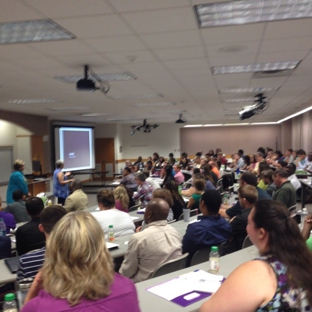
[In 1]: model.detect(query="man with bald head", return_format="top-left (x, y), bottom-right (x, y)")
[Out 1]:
top-left (119, 198), bottom-right (182, 282)
top-left (63, 179), bottom-right (88, 212)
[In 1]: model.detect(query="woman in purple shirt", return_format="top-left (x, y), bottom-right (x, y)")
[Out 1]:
top-left (22, 211), bottom-right (140, 312)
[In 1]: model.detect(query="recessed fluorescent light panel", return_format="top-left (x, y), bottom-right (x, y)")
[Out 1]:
top-left (221, 98), bottom-right (255, 103)
top-left (277, 106), bottom-right (312, 123)
top-left (223, 123), bottom-right (249, 126)
top-left (212, 61), bottom-right (300, 75)
top-left (195, 1), bottom-right (312, 28)
top-left (0, 19), bottom-right (74, 44)
top-left (54, 72), bottom-right (136, 83)
top-left (107, 94), bottom-right (163, 100)
top-left (183, 125), bottom-right (203, 128)
top-left (9, 99), bottom-right (63, 104)
top-left (133, 102), bottom-right (173, 107)
top-left (46, 107), bottom-right (89, 111)
top-left (80, 113), bottom-right (109, 117)
top-left (219, 87), bottom-right (279, 94)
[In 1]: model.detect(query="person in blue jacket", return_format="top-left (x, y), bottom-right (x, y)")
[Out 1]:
top-left (6, 159), bottom-right (30, 204)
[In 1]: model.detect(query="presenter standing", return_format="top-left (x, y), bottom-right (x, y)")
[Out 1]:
top-left (53, 160), bottom-right (73, 205)
top-left (6, 159), bottom-right (30, 204)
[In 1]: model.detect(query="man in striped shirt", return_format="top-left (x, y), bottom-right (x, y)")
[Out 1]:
top-left (17, 206), bottom-right (66, 281)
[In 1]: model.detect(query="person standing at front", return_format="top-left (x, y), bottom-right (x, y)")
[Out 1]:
top-left (53, 160), bottom-right (73, 205)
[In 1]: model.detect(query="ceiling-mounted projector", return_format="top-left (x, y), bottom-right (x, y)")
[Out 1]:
top-left (76, 78), bottom-right (97, 91)
top-left (238, 93), bottom-right (269, 120)
top-left (76, 65), bottom-right (110, 94)
top-left (175, 114), bottom-right (186, 124)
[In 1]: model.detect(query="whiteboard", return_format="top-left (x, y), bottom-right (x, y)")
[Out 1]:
top-left (0, 147), bottom-right (13, 185)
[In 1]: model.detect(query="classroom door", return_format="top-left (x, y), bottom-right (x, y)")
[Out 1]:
top-left (94, 138), bottom-right (115, 181)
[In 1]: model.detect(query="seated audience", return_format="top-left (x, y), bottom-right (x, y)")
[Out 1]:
top-left (257, 162), bottom-right (271, 190)
top-left (202, 166), bottom-right (216, 190)
top-left (133, 172), bottom-right (153, 208)
top-left (305, 152), bottom-right (312, 173)
top-left (4, 190), bottom-right (30, 223)
top-left (286, 163), bottom-right (301, 191)
top-left (0, 196), bottom-right (16, 233)
top-left (168, 153), bottom-right (176, 165)
top-left (152, 188), bottom-right (174, 222)
top-left (276, 160), bottom-right (288, 169)
top-left (187, 178), bottom-right (205, 211)
top-left (295, 149), bottom-right (308, 169)
top-left (231, 153), bottom-right (244, 169)
top-left (22, 211), bottom-right (140, 311)
top-left (248, 154), bottom-right (257, 172)
top-left (152, 152), bottom-right (159, 164)
top-left (162, 164), bottom-right (175, 186)
top-left (143, 171), bottom-right (160, 191)
top-left (241, 155), bottom-right (251, 171)
top-left (173, 164), bottom-right (185, 185)
top-left (181, 172), bottom-right (203, 197)
top-left (182, 190), bottom-right (231, 266)
top-left (92, 190), bottom-right (135, 237)
top-left (208, 160), bottom-right (221, 178)
top-left (284, 148), bottom-right (294, 164)
top-left (261, 170), bottom-right (276, 197)
top-left (219, 172), bottom-right (270, 219)
top-left (272, 169), bottom-right (296, 208)
top-left (16, 197), bottom-right (45, 255)
top-left (120, 167), bottom-right (137, 191)
top-left (17, 206), bottom-right (66, 281)
top-left (119, 199), bottom-right (182, 283)
top-left (217, 152), bottom-right (227, 166)
top-left (164, 181), bottom-right (185, 220)
top-left (114, 186), bottom-right (130, 212)
top-left (257, 146), bottom-right (266, 157)
top-left (223, 185), bottom-right (258, 254)
top-left (144, 160), bottom-right (153, 172)
top-left (133, 156), bottom-right (144, 170)
top-left (180, 153), bottom-right (190, 170)
top-left (252, 152), bottom-right (266, 175)
top-left (200, 199), bottom-right (312, 312)
top-left (63, 180), bottom-right (88, 212)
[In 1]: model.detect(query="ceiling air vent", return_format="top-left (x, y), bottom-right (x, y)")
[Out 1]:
top-left (253, 68), bottom-right (295, 79)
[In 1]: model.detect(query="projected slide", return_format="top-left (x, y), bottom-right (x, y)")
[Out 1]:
top-left (58, 127), bottom-right (95, 171)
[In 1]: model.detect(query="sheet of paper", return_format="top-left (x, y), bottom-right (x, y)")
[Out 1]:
top-left (106, 242), bottom-right (119, 250)
top-left (147, 270), bottom-right (223, 301)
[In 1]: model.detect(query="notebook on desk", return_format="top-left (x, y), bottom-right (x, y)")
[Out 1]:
top-left (5, 256), bottom-right (20, 274)
top-left (106, 242), bottom-right (119, 250)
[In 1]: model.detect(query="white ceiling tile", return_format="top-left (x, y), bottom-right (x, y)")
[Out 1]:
top-left (154, 46), bottom-right (206, 61)
top-left (7, 57), bottom-right (67, 70)
top-left (84, 36), bottom-right (147, 52)
top-left (260, 37), bottom-right (312, 54)
top-left (29, 40), bottom-right (95, 56)
top-left (264, 19), bottom-right (312, 40)
top-left (209, 55), bottom-right (257, 66)
top-left (122, 7), bottom-right (197, 34)
top-left (119, 62), bottom-right (166, 75)
top-left (214, 73), bottom-right (253, 88)
top-left (201, 24), bottom-right (265, 45)
top-left (109, 0), bottom-right (189, 12)
top-left (256, 51), bottom-right (309, 63)
top-left (0, 45), bottom-right (45, 60)
top-left (24, 0), bottom-right (114, 17)
top-left (55, 15), bottom-right (133, 38)
top-left (55, 54), bottom-right (111, 69)
top-left (250, 77), bottom-right (289, 88)
top-left (0, 0), bottom-right (43, 22)
top-left (141, 30), bottom-right (202, 49)
top-left (164, 58), bottom-right (208, 70)
top-left (103, 51), bottom-right (157, 64)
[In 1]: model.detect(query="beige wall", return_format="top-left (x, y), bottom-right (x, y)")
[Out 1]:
top-left (290, 110), bottom-right (312, 152)
top-left (180, 125), bottom-right (282, 155)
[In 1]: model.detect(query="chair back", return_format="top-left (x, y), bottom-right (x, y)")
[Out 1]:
top-left (242, 235), bottom-right (253, 249)
top-left (178, 209), bottom-right (198, 221)
top-left (128, 203), bottom-right (141, 212)
top-left (151, 253), bottom-right (189, 278)
top-left (190, 242), bottom-right (226, 266)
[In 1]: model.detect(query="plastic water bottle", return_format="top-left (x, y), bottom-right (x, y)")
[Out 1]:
top-left (108, 225), bottom-right (114, 242)
top-left (2, 293), bottom-right (18, 312)
top-left (301, 208), bottom-right (308, 229)
top-left (0, 218), bottom-right (6, 236)
top-left (209, 246), bottom-right (219, 273)
top-left (178, 185), bottom-right (182, 195)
